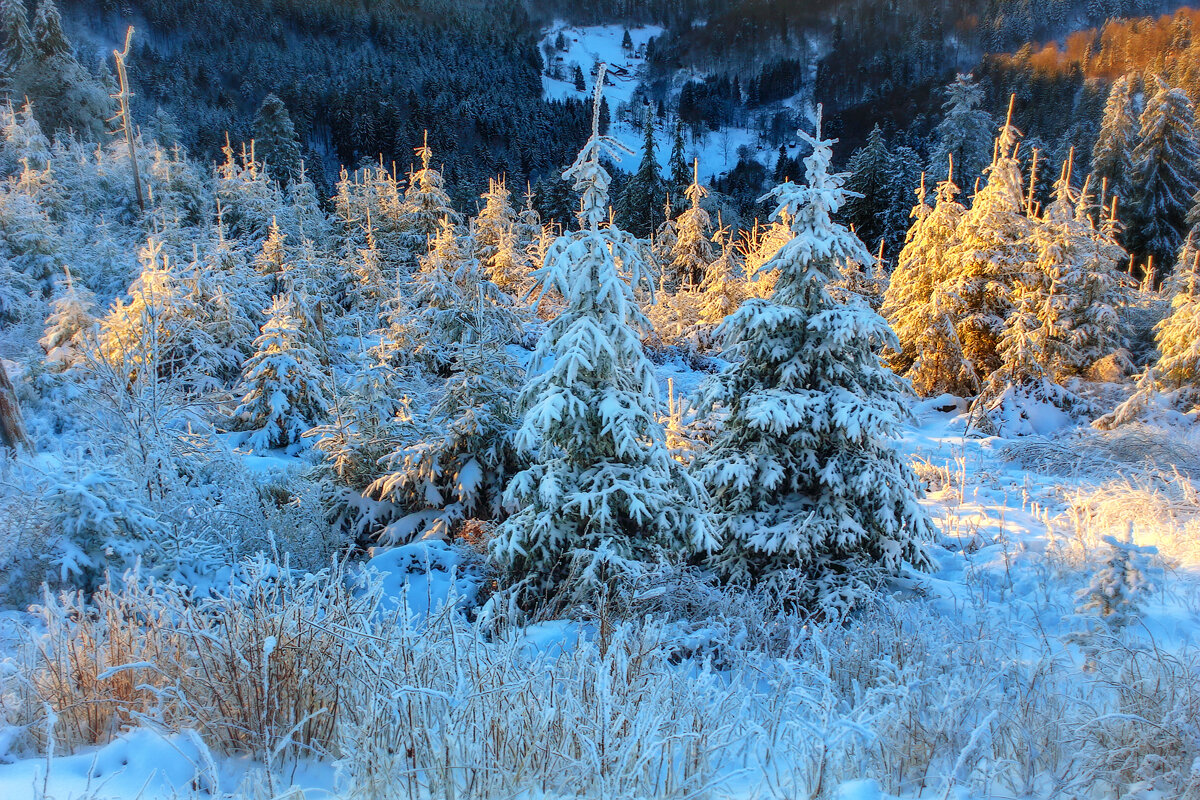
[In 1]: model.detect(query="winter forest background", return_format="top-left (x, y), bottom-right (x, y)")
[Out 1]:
top-left (3, 0), bottom-right (1200, 797)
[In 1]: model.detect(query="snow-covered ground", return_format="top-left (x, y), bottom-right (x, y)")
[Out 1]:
top-left (540, 21), bottom-right (663, 107)
top-left (3, 357), bottom-right (1197, 799)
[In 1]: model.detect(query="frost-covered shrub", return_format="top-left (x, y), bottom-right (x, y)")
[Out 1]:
top-left (23, 558), bottom-right (384, 759)
top-left (233, 293), bottom-right (331, 453)
top-left (172, 453), bottom-right (350, 577)
top-left (40, 465), bottom-right (161, 592)
top-left (1083, 640), bottom-right (1200, 799)
top-left (1074, 527), bottom-right (1159, 629)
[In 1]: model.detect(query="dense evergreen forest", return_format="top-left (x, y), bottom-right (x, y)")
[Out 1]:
top-left (15, 0), bottom-right (1186, 209)
top-left (48, 0), bottom-right (596, 204)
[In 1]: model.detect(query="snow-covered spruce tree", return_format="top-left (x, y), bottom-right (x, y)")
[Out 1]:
top-left (971, 281), bottom-right (1082, 436)
top-left (306, 341), bottom-right (418, 543)
top-left (665, 159), bottom-right (715, 289)
top-left (288, 162), bottom-right (332, 244)
top-left (252, 93), bottom-right (303, 185)
top-left (40, 464), bottom-right (160, 592)
top-left (942, 102), bottom-right (1034, 380)
top-left (843, 124), bottom-right (920, 258)
top-left (0, 100), bottom-right (49, 173)
top-left (394, 217), bottom-right (519, 375)
top-left (692, 107), bottom-right (933, 614)
top-left (668, 118), bottom-right (690, 212)
top-left (144, 141), bottom-right (209, 230)
top-left (232, 293), bottom-right (331, 453)
top-left (401, 133), bottom-right (457, 244)
top-left (198, 212), bottom-right (269, 343)
top-left (491, 69), bottom-right (715, 606)
top-left (472, 178), bottom-right (532, 294)
top-left (215, 138), bottom-right (286, 243)
top-left (40, 268), bottom-right (96, 370)
top-left (486, 225), bottom-right (533, 297)
top-left (253, 217), bottom-right (289, 295)
top-left (368, 292), bottom-right (524, 543)
top-left (615, 108), bottom-right (666, 238)
top-left (1129, 75), bottom-right (1200, 271)
top-left (1029, 165), bottom-right (1130, 380)
top-left (1091, 74), bottom-right (1140, 209)
top-left (927, 74), bottom-right (995, 196)
top-left (698, 226), bottom-right (747, 327)
top-left (95, 237), bottom-right (214, 387)
top-left (0, 0), bottom-right (34, 103)
top-left (517, 184), bottom-right (543, 247)
top-left (1154, 254), bottom-right (1200, 392)
top-left (344, 216), bottom-right (388, 318)
top-left (471, 177), bottom-right (518, 269)
top-left (1069, 524), bottom-right (1160, 648)
top-left (180, 245), bottom-right (263, 385)
top-left (0, 157), bottom-right (61, 292)
top-left (0, 253), bottom-right (34, 324)
top-left (883, 168), bottom-right (975, 396)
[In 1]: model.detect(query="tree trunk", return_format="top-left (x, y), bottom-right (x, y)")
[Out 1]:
top-left (0, 361), bottom-right (32, 452)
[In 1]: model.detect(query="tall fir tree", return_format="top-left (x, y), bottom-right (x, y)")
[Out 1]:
top-left (666, 159), bottom-right (715, 288)
top-left (943, 101), bottom-right (1034, 381)
top-left (1129, 75), bottom-right (1200, 271)
top-left (842, 124), bottom-right (913, 255)
top-left (668, 119), bottom-right (690, 211)
top-left (927, 74), bottom-right (994, 196)
top-left (25, 0), bottom-right (108, 138)
top-left (252, 94), bottom-right (303, 186)
top-left (1091, 74), bottom-right (1140, 210)
top-left (883, 169), bottom-right (977, 397)
top-left (0, 0), bottom-right (33, 101)
top-left (471, 177), bottom-right (519, 275)
top-left (1029, 165), bottom-right (1130, 380)
top-left (402, 132), bottom-right (457, 244)
top-left (615, 108), bottom-right (666, 238)
top-left (491, 70), bottom-right (715, 605)
top-left (693, 108), bottom-right (933, 614)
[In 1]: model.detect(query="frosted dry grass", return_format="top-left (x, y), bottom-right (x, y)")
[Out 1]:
top-left (999, 423), bottom-right (1200, 478)
top-left (4, 565), bottom-right (1200, 799)
top-left (1061, 469), bottom-right (1200, 567)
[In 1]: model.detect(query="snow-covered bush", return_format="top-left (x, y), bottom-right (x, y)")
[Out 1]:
top-left (1070, 526), bottom-right (1159, 636)
top-left (39, 464), bottom-right (161, 591)
top-left (232, 293), bottom-right (331, 453)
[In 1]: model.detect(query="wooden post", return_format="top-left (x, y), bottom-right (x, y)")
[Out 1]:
top-left (0, 361), bottom-right (32, 453)
top-left (112, 27), bottom-right (144, 212)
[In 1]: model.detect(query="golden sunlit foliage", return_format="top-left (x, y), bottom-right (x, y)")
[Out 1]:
top-left (998, 8), bottom-right (1200, 97)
